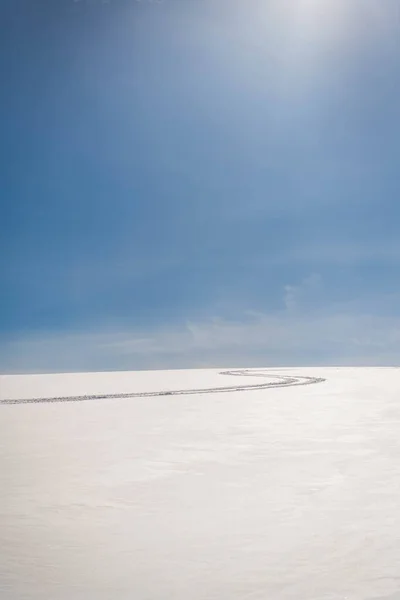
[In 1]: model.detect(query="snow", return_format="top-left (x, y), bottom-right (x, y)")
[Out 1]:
top-left (1, 367), bottom-right (400, 600)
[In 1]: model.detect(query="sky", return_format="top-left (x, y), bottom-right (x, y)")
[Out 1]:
top-left (2, 0), bottom-right (400, 373)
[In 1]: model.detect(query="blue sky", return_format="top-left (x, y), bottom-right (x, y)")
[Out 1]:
top-left (2, 0), bottom-right (400, 372)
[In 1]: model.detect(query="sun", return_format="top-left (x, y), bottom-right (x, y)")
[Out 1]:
top-left (264, 0), bottom-right (352, 78)
top-left (284, 0), bottom-right (349, 40)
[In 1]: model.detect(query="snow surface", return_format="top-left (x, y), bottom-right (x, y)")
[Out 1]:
top-left (1, 367), bottom-right (400, 600)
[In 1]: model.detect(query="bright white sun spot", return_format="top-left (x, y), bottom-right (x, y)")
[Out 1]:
top-left (284, 0), bottom-right (349, 41)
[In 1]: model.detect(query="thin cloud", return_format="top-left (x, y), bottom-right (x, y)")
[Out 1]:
top-left (2, 306), bottom-right (400, 374)
top-left (283, 274), bottom-right (322, 312)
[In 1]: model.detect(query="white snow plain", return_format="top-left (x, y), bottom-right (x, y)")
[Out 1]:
top-left (1, 367), bottom-right (400, 600)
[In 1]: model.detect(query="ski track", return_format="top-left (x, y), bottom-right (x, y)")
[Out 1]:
top-left (0, 369), bottom-right (326, 405)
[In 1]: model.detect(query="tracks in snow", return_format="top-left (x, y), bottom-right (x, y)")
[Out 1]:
top-left (0, 370), bottom-right (325, 405)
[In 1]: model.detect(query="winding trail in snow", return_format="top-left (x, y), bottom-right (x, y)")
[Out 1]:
top-left (0, 369), bottom-right (326, 405)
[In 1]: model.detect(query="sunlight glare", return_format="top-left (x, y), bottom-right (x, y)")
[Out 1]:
top-left (280, 0), bottom-right (350, 47)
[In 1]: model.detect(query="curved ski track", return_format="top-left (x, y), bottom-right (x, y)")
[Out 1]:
top-left (1, 370), bottom-right (325, 405)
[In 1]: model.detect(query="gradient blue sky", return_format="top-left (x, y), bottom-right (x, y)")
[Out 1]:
top-left (2, 0), bottom-right (400, 372)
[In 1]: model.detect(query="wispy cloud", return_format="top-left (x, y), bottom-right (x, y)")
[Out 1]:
top-left (283, 273), bottom-right (322, 312)
top-left (2, 276), bottom-right (400, 374)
